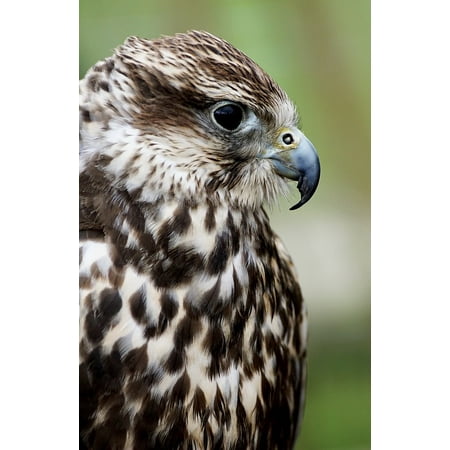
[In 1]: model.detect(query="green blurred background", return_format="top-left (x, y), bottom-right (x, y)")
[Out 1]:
top-left (80, 1), bottom-right (370, 448)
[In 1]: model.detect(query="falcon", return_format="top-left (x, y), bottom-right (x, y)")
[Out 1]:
top-left (79, 31), bottom-right (320, 450)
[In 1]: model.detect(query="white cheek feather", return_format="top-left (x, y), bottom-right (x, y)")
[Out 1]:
top-left (240, 109), bottom-right (259, 135)
top-left (125, 154), bottom-right (155, 190)
top-left (80, 118), bottom-right (140, 166)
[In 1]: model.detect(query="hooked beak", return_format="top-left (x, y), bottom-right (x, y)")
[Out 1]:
top-left (260, 128), bottom-right (320, 210)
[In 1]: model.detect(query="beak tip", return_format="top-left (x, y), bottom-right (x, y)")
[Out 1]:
top-left (289, 192), bottom-right (312, 211)
top-left (289, 165), bottom-right (321, 211)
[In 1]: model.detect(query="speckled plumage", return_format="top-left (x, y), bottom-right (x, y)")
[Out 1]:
top-left (80, 31), bottom-right (318, 450)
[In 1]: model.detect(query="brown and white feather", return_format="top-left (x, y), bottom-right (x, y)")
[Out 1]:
top-left (80, 31), bottom-right (307, 450)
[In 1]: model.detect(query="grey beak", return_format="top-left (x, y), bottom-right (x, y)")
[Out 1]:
top-left (267, 132), bottom-right (320, 210)
top-left (289, 134), bottom-right (320, 210)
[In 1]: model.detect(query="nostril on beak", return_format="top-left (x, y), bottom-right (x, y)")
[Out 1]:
top-left (282, 133), bottom-right (294, 145)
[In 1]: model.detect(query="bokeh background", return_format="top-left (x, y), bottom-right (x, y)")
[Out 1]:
top-left (80, 1), bottom-right (370, 449)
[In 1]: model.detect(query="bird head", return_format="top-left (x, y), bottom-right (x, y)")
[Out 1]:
top-left (79, 31), bottom-right (320, 211)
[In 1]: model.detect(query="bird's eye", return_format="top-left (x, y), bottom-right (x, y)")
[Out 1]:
top-left (212, 103), bottom-right (244, 131)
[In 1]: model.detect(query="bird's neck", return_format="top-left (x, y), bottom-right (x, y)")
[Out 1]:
top-left (102, 193), bottom-right (273, 286)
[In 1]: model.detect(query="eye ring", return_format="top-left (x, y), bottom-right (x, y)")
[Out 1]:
top-left (211, 102), bottom-right (244, 131)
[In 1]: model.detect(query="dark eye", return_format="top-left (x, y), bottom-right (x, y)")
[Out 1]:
top-left (212, 103), bottom-right (244, 131)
